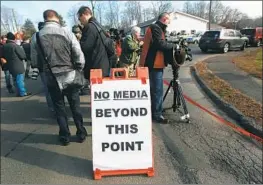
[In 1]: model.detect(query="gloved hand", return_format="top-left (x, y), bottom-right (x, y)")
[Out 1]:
top-left (31, 68), bottom-right (39, 80)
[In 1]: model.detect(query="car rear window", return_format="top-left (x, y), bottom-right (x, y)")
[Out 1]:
top-left (240, 29), bottom-right (255, 35)
top-left (203, 31), bottom-right (220, 38)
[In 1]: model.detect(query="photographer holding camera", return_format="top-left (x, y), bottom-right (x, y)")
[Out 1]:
top-left (119, 26), bottom-right (143, 76)
top-left (139, 12), bottom-right (175, 124)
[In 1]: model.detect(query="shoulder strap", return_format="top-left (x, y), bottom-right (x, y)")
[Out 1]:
top-left (90, 21), bottom-right (107, 47)
top-left (36, 32), bottom-right (54, 74)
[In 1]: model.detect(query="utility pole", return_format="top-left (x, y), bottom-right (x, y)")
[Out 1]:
top-left (208, 0), bottom-right (212, 30)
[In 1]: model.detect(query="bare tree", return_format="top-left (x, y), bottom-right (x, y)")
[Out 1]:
top-left (193, 1), bottom-right (207, 19)
top-left (142, 8), bottom-right (153, 22)
top-left (95, 2), bottom-right (104, 24)
top-left (89, 0), bottom-right (96, 17)
top-left (67, 5), bottom-right (79, 26)
top-left (121, 1), bottom-right (142, 26)
top-left (105, 1), bottom-right (120, 28)
top-left (254, 16), bottom-right (263, 27)
top-left (150, 1), bottom-right (174, 17)
top-left (182, 1), bottom-right (194, 14)
top-left (1, 6), bottom-right (23, 34)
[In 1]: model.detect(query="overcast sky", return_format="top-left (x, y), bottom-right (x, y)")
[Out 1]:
top-left (1, 1), bottom-right (262, 30)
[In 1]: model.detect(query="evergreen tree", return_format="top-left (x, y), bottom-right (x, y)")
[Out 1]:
top-left (21, 19), bottom-right (36, 39)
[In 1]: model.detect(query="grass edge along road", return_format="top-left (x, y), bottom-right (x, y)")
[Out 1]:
top-left (232, 48), bottom-right (263, 79)
top-left (194, 61), bottom-right (262, 125)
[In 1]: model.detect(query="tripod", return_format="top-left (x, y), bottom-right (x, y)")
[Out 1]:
top-left (163, 68), bottom-right (190, 123)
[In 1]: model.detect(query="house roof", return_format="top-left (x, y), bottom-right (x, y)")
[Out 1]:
top-left (137, 11), bottom-right (209, 28)
top-left (209, 23), bottom-right (225, 29)
top-left (174, 11), bottom-right (209, 23)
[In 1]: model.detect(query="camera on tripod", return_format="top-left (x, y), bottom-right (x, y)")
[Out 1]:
top-left (162, 43), bottom-right (190, 123)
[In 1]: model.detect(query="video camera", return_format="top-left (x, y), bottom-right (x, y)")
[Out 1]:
top-left (109, 28), bottom-right (121, 41)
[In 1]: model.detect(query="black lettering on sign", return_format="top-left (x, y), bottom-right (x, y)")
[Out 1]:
top-left (112, 108), bottom-right (120, 117)
top-left (130, 91), bottom-right (136, 98)
top-left (111, 142), bottom-right (120, 151)
top-left (105, 125), bottom-right (114, 134)
top-left (135, 141), bottom-right (144, 151)
top-left (95, 108), bottom-right (148, 118)
top-left (94, 91), bottom-right (110, 100)
top-left (140, 108), bottom-right (147, 116)
top-left (114, 91), bottom-right (122, 99)
top-left (115, 124), bottom-right (124, 134)
top-left (123, 91), bottom-right (129, 98)
top-left (112, 124), bottom-right (138, 134)
top-left (141, 90), bottom-right (148, 98)
top-left (130, 108), bottom-right (139, 117)
top-left (104, 109), bottom-right (111, 117)
top-left (102, 143), bottom-right (109, 152)
top-left (121, 108), bottom-right (129, 117)
top-left (130, 124), bottom-right (138, 134)
top-left (102, 141), bottom-right (145, 152)
top-left (113, 90), bottom-right (148, 99)
top-left (96, 109), bottom-right (103, 117)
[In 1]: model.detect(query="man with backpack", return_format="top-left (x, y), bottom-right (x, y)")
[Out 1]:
top-left (77, 6), bottom-right (116, 80)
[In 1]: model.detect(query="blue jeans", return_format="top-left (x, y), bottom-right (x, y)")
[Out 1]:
top-left (13, 74), bottom-right (27, 96)
top-left (39, 72), bottom-right (54, 111)
top-left (4, 70), bottom-right (13, 90)
top-left (149, 69), bottom-right (163, 119)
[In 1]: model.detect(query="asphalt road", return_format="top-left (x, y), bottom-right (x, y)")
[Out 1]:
top-left (1, 45), bottom-right (262, 184)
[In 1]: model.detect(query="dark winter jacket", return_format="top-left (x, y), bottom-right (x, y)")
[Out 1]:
top-left (0, 43), bottom-right (8, 71)
top-left (21, 42), bottom-right (31, 61)
top-left (80, 17), bottom-right (110, 79)
top-left (139, 21), bottom-right (174, 70)
top-left (2, 40), bottom-right (26, 76)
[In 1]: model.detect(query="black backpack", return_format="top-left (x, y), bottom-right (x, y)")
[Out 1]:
top-left (90, 21), bottom-right (117, 68)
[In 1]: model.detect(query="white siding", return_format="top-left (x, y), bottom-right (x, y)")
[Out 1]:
top-left (167, 13), bottom-right (207, 34)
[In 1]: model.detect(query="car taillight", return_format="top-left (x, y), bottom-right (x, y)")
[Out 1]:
top-left (216, 39), bottom-right (222, 42)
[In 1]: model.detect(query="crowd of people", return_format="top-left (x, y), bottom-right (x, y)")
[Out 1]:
top-left (0, 6), bottom-right (176, 146)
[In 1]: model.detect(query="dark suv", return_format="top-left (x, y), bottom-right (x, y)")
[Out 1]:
top-left (240, 27), bottom-right (262, 47)
top-left (199, 29), bottom-right (248, 53)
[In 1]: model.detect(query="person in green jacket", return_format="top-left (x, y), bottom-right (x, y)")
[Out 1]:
top-left (119, 26), bottom-right (143, 76)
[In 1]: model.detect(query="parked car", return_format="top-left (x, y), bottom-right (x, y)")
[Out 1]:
top-left (199, 29), bottom-right (247, 53)
top-left (240, 27), bottom-right (262, 47)
top-left (186, 33), bottom-right (203, 44)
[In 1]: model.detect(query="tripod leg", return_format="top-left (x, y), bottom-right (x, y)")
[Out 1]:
top-left (178, 85), bottom-right (189, 114)
top-left (177, 84), bottom-right (190, 122)
top-left (163, 81), bottom-right (173, 102)
top-left (175, 81), bottom-right (181, 107)
top-left (173, 82), bottom-right (177, 112)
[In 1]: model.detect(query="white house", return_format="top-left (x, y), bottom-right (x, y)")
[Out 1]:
top-left (137, 11), bottom-right (209, 36)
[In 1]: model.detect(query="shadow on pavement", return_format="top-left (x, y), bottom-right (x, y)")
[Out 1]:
top-left (1, 141), bottom-right (94, 179)
top-left (1, 129), bottom-right (92, 145)
top-left (1, 99), bottom-right (91, 126)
